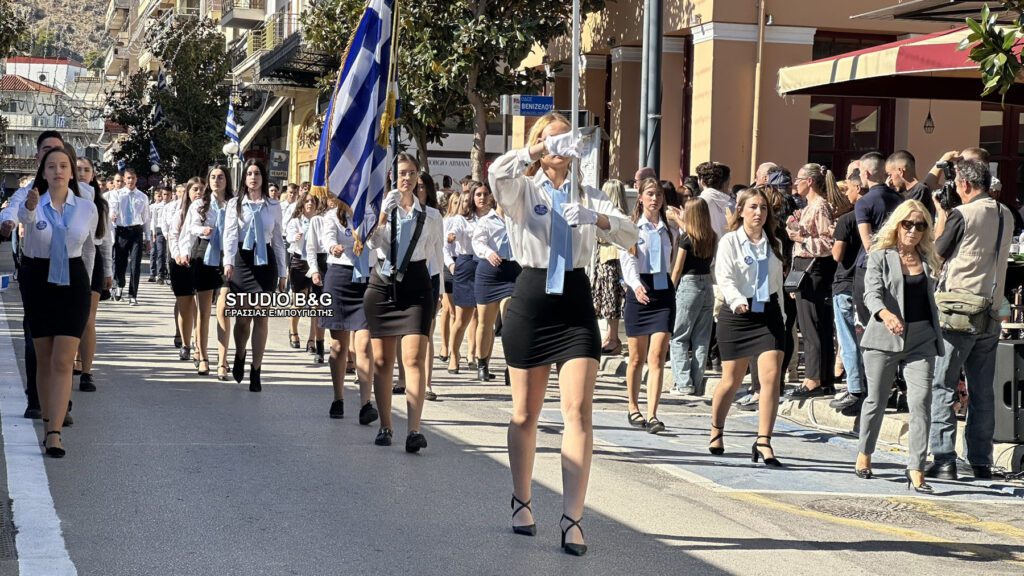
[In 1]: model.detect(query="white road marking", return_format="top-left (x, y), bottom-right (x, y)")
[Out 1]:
top-left (0, 303), bottom-right (77, 575)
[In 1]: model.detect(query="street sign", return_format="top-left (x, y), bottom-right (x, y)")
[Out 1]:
top-left (501, 94), bottom-right (554, 117)
top-left (269, 149), bottom-right (290, 180)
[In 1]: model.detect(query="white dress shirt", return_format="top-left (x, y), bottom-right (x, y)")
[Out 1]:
top-left (714, 228), bottom-right (784, 313)
top-left (112, 188), bottom-right (151, 237)
top-left (619, 214), bottom-right (674, 291)
top-left (443, 214), bottom-right (476, 267)
top-left (5, 182), bottom-right (98, 281)
top-left (366, 194), bottom-right (444, 269)
top-left (286, 215), bottom-right (311, 256)
top-left (165, 200), bottom-right (187, 260)
top-left (312, 210), bottom-right (363, 271)
top-left (280, 200), bottom-right (296, 235)
top-left (487, 148), bottom-right (637, 268)
top-left (17, 190), bottom-right (98, 260)
top-left (471, 209), bottom-right (513, 260)
top-left (149, 201), bottom-right (166, 235)
top-left (94, 213), bottom-right (114, 281)
top-left (424, 206), bottom-right (444, 277)
top-left (181, 198), bottom-right (227, 259)
top-left (223, 196), bottom-right (287, 278)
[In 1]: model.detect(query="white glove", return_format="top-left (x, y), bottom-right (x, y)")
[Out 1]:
top-left (381, 189), bottom-right (401, 215)
top-left (563, 203), bottom-right (598, 226)
top-left (545, 132), bottom-right (582, 158)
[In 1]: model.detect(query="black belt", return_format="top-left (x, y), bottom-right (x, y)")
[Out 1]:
top-left (117, 225), bottom-right (144, 231)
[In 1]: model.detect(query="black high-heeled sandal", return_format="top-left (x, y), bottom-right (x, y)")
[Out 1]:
top-left (708, 422), bottom-right (725, 455)
top-left (288, 332), bottom-right (300, 349)
top-left (42, 430), bottom-right (65, 458)
top-left (751, 435), bottom-right (783, 467)
top-left (905, 470), bottom-right (934, 494)
top-left (559, 514), bottom-right (587, 556)
top-left (305, 339), bottom-right (315, 354)
top-left (249, 365), bottom-right (262, 392)
top-left (510, 495), bottom-right (536, 536)
top-left (232, 350), bottom-right (246, 383)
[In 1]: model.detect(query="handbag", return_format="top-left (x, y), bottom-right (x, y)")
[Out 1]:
top-left (783, 256), bottom-right (813, 294)
top-left (934, 209), bottom-right (1003, 335)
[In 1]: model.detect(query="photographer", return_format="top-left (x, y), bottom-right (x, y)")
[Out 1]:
top-left (927, 158), bottom-right (1012, 481)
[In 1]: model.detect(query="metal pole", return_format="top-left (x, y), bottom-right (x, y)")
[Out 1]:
top-left (639, 0), bottom-right (650, 169)
top-left (571, 0), bottom-right (581, 201)
top-left (645, 0), bottom-right (663, 175)
top-left (751, 0), bottom-right (766, 180)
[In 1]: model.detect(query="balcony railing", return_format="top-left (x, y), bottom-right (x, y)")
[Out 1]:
top-left (222, 0), bottom-right (267, 29)
top-left (103, 45), bottom-right (128, 77)
top-left (105, 0), bottom-right (130, 32)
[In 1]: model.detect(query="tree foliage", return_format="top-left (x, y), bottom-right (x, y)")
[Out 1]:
top-left (964, 2), bottom-right (1024, 99)
top-left (105, 17), bottom-right (231, 181)
top-left (0, 0), bottom-right (28, 59)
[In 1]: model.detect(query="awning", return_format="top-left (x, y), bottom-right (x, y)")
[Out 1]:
top-left (240, 95), bottom-right (288, 152)
top-left (850, 1), bottom-right (1012, 23)
top-left (777, 26), bottom-right (1024, 104)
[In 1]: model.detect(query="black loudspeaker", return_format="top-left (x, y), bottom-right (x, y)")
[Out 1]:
top-left (993, 342), bottom-right (1024, 444)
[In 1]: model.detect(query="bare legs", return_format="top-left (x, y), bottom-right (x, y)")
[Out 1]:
top-left (625, 332), bottom-right (669, 422)
top-left (195, 289), bottom-right (214, 367)
top-left (215, 286), bottom-right (231, 374)
top-left (36, 336), bottom-right (79, 451)
top-left (448, 305), bottom-right (474, 371)
top-left (176, 295), bottom-right (196, 355)
top-left (475, 302), bottom-right (500, 361)
top-left (439, 293), bottom-right (453, 357)
top-left (602, 317), bottom-right (621, 350)
top-left (79, 292), bottom-right (101, 376)
top-left (508, 358), bottom-right (596, 547)
top-left (710, 351), bottom-right (783, 456)
top-left (329, 330), bottom-right (373, 405)
top-left (371, 334), bottom-right (429, 433)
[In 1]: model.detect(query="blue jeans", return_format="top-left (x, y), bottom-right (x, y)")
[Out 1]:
top-left (670, 274), bottom-right (713, 392)
top-left (930, 328), bottom-right (999, 467)
top-left (832, 292), bottom-right (864, 394)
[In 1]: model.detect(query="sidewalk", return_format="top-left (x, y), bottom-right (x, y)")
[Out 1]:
top-left (600, 354), bottom-right (1024, 475)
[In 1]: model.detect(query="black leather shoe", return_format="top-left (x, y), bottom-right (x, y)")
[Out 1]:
top-left (896, 392), bottom-right (909, 414)
top-left (925, 461), bottom-right (958, 481)
top-left (830, 391), bottom-right (860, 411)
top-left (24, 406), bottom-right (42, 419)
top-left (79, 373), bottom-right (97, 392)
top-left (374, 427), bottom-right (392, 446)
top-left (840, 396), bottom-right (865, 417)
top-left (329, 399), bottom-right (344, 419)
top-left (971, 465), bottom-right (993, 480)
top-left (405, 431), bottom-right (427, 453)
top-left (786, 385), bottom-right (825, 400)
top-left (358, 402), bottom-right (379, 426)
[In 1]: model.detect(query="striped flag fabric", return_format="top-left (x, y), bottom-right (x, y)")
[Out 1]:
top-left (156, 69), bottom-right (167, 92)
top-left (224, 101), bottom-right (239, 144)
top-left (149, 141), bottom-right (161, 165)
top-left (311, 0), bottom-right (396, 237)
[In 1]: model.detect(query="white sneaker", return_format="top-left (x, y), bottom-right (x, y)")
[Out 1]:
top-left (129, 297), bottom-right (138, 306)
top-left (114, 287), bottom-right (123, 301)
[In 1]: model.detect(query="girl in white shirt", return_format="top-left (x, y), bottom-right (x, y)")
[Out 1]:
top-left (182, 166), bottom-right (233, 377)
top-left (711, 187), bottom-right (786, 467)
top-left (224, 160), bottom-right (287, 391)
top-left (168, 178), bottom-right (203, 364)
top-left (619, 178), bottom-right (677, 435)
top-left (18, 147), bottom-right (98, 457)
top-left (285, 193), bottom-right (319, 355)
top-left (444, 188), bottom-right (487, 374)
top-left (363, 153), bottom-right (443, 452)
top-left (470, 193), bottom-right (520, 385)
top-left (75, 157), bottom-right (113, 393)
top-left (301, 195), bottom-right (328, 364)
top-left (488, 112), bottom-right (636, 556)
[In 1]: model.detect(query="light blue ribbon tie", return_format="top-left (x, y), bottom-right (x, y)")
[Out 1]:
top-left (645, 227), bottom-right (668, 290)
top-left (392, 208), bottom-right (418, 280)
top-left (120, 193), bottom-right (132, 226)
top-left (203, 202), bottom-right (224, 267)
top-left (545, 183), bottom-right (572, 295)
top-left (43, 201), bottom-right (76, 286)
top-left (242, 202), bottom-right (268, 266)
top-left (352, 248), bottom-right (370, 283)
top-left (496, 231), bottom-right (513, 260)
top-left (744, 241), bottom-right (770, 313)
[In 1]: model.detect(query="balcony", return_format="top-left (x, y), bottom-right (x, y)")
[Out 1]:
top-left (139, 49), bottom-right (162, 73)
top-left (176, 0), bottom-right (201, 17)
top-left (256, 13), bottom-right (335, 90)
top-left (104, 45), bottom-right (128, 77)
top-left (206, 0), bottom-right (223, 20)
top-left (105, 0), bottom-right (130, 32)
top-left (221, 0), bottom-right (266, 29)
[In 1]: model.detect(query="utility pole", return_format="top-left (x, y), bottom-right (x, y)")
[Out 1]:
top-left (639, 0), bottom-right (663, 175)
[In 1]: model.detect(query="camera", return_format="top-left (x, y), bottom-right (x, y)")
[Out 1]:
top-left (933, 161), bottom-right (962, 212)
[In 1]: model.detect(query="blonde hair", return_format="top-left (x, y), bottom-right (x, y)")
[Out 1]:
top-left (802, 163), bottom-right (852, 217)
top-left (524, 111), bottom-right (571, 178)
top-left (870, 200), bottom-right (940, 276)
top-left (601, 179), bottom-right (628, 214)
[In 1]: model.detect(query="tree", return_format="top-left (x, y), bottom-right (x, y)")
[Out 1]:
top-left (104, 18), bottom-right (230, 181)
top-left (963, 2), bottom-right (1024, 99)
top-left (0, 0), bottom-right (28, 59)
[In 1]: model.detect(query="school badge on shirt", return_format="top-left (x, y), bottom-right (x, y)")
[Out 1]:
top-left (744, 256), bottom-right (754, 265)
top-left (533, 204), bottom-right (548, 216)
top-left (36, 221), bottom-right (47, 230)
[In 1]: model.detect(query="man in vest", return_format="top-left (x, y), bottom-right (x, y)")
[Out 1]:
top-left (928, 158), bottom-right (1012, 481)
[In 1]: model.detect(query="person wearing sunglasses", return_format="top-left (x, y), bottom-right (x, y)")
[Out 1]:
top-left (856, 200), bottom-right (944, 493)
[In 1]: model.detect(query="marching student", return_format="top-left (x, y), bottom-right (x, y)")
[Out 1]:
top-left (710, 187), bottom-right (786, 467)
top-left (285, 193), bottom-right (320, 356)
top-left (75, 157), bottom-right (113, 392)
top-left (489, 111), bottom-right (636, 556)
top-left (471, 187), bottom-right (520, 384)
top-left (148, 187), bottom-right (169, 284)
top-left (364, 153), bottom-right (443, 452)
top-left (620, 177), bottom-right (676, 435)
top-left (444, 187), bottom-right (487, 374)
top-left (183, 166), bottom-right (233, 377)
top-left (111, 168), bottom-right (150, 305)
top-left (310, 198), bottom-right (377, 422)
top-left (168, 178), bottom-right (203, 363)
top-left (224, 160), bottom-right (287, 391)
top-left (302, 194), bottom-right (329, 364)
top-left (437, 194), bottom-right (461, 363)
top-left (418, 174), bottom-right (445, 401)
top-left (18, 146), bottom-right (99, 457)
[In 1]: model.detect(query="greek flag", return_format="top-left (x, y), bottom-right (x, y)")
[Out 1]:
top-left (152, 103), bottom-right (164, 126)
top-left (156, 69), bottom-right (167, 92)
top-left (311, 0), bottom-right (396, 236)
top-left (225, 101), bottom-right (238, 144)
top-left (149, 141), bottom-right (161, 165)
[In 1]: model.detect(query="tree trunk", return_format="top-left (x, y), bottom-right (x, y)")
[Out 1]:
top-left (466, 63), bottom-right (487, 182)
top-left (410, 125), bottom-right (430, 174)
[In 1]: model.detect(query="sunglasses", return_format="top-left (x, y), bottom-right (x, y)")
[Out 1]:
top-left (900, 220), bottom-right (928, 232)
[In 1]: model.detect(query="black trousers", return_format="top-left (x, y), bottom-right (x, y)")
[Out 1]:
top-left (150, 230), bottom-right (167, 279)
top-left (114, 225), bottom-right (144, 297)
top-left (794, 256), bottom-right (836, 390)
top-left (15, 253), bottom-right (39, 410)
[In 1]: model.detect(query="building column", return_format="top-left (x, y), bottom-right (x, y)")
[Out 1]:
top-left (661, 37), bottom-right (688, 185)
top-left (609, 46), bottom-right (643, 182)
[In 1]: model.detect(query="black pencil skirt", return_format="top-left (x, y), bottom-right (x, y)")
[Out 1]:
top-left (288, 253), bottom-right (312, 293)
top-left (22, 257), bottom-right (90, 338)
top-left (168, 259), bottom-right (195, 297)
top-left (474, 258), bottom-right (521, 305)
top-left (623, 273), bottom-right (676, 337)
top-left (310, 254), bottom-right (328, 296)
top-left (502, 267), bottom-right (601, 369)
top-left (364, 260), bottom-right (432, 337)
top-left (90, 248), bottom-right (105, 294)
top-left (716, 295), bottom-right (786, 361)
top-left (190, 239), bottom-right (224, 292)
top-left (320, 264), bottom-right (368, 332)
top-left (229, 244), bottom-right (277, 294)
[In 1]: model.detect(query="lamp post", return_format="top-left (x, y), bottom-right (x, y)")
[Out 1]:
top-left (223, 142), bottom-right (241, 187)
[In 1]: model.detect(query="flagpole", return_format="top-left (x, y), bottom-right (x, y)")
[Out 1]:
top-left (570, 0), bottom-right (581, 202)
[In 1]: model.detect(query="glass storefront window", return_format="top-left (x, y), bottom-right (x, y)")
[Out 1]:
top-left (850, 105), bottom-right (880, 151)
top-left (980, 109), bottom-right (1004, 156)
top-left (808, 103), bottom-right (835, 152)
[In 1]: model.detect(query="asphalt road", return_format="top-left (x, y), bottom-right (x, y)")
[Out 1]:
top-left (1, 256), bottom-right (1023, 576)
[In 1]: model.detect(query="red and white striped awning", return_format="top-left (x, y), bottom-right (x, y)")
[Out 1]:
top-left (777, 26), bottom-right (1024, 104)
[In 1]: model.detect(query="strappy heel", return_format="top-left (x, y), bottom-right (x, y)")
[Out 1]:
top-left (752, 435), bottom-right (782, 467)
top-left (510, 495), bottom-right (536, 537)
top-left (42, 430), bottom-right (65, 458)
top-left (708, 422), bottom-right (725, 455)
top-left (559, 514), bottom-right (587, 556)
top-left (288, 332), bottom-right (300, 349)
top-left (197, 359), bottom-right (210, 376)
top-left (217, 362), bottom-right (229, 381)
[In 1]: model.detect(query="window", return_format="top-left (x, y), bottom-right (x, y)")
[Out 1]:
top-left (979, 103), bottom-right (1024, 205)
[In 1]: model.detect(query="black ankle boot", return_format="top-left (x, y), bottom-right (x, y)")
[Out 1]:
top-left (315, 340), bottom-right (325, 364)
top-left (249, 365), bottom-right (262, 392)
top-left (477, 357), bottom-right (489, 382)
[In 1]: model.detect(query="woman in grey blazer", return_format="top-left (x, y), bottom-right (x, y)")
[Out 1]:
top-left (857, 200), bottom-right (944, 493)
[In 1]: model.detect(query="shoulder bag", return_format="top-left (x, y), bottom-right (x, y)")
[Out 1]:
top-left (934, 208), bottom-right (1003, 335)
